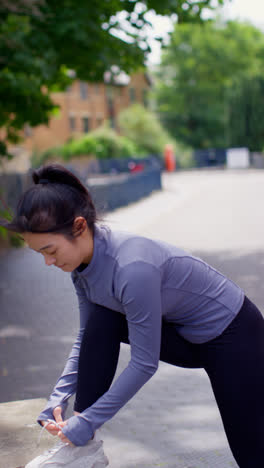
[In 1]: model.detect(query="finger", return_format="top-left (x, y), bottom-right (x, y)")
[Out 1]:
top-left (49, 429), bottom-right (60, 436)
top-left (58, 431), bottom-right (73, 446)
top-left (45, 423), bottom-right (60, 435)
top-left (58, 420), bottom-right (67, 428)
top-left (53, 406), bottom-right (63, 423)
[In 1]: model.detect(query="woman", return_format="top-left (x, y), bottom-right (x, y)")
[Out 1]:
top-left (2, 163), bottom-right (264, 468)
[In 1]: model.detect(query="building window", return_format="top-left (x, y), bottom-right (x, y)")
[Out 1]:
top-left (69, 116), bottom-right (76, 131)
top-left (129, 87), bottom-right (136, 103)
top-left (82, 117), bottom-right (90, 133)
top-left (142, 88), bottom-right (148, 107)
top-left (80, 81), bottom-right (88, 100)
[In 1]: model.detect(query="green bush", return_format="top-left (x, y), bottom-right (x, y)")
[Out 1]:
top-left (61, 135), bottom-right (98, 160)
top-left (117, 103), bottom-right (198, 167)
top-left (118, 135), bottom-right (147, 158)
top-left (77, 126), bottom-right (146, 159)
top-left (86, 127), bottom-right (123, 159)
top-left (31, 125), bottom-right (148, 167)
top-left (117, 104), bottom-right (173, 155)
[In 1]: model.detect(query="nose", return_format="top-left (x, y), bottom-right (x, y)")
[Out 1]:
top-left (45, 255), bottom-right (56, 266)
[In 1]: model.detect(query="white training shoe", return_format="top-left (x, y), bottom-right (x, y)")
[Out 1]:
top-left (25, 434), bottom-right (109, 468)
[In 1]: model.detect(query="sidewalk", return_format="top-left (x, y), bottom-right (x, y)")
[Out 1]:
top-left (0, 399), bottom-right (52, 468)
top-left (1, 170), bottom-right (252, 468)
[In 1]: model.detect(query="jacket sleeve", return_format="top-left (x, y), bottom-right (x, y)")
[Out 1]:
top-left (62, 262), bottom-right (162, 446)
top-left (37, 274), bottom-right (96, 424)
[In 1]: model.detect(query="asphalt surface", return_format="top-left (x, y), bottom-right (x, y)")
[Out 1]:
top-left (1, 168), bottom-right (264, 467)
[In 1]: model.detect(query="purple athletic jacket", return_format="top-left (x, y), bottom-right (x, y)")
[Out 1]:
top-left (38, 224), bottom-right (244, 445)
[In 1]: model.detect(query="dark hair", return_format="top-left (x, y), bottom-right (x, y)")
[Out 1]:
top-left (0, 164), bottom-right (98, 238)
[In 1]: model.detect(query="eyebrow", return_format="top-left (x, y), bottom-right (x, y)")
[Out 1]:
top-left (38, 244), bottom-right (54, 252)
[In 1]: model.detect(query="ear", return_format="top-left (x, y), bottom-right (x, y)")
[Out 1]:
top-left (73, 217), bottom-right (87, 237)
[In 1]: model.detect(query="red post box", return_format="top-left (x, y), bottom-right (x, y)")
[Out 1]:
top-left (164, 144), bottom-right (176, 172)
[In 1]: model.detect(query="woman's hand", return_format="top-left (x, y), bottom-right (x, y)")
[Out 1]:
top-left (42, 406), bottom-right (74, 446)
top-left (53, 406), bottom-right (74, 445)
top-left (57, 423), bottom-right (74, 446)
top-left (41, 406), bottom-right (63, 436)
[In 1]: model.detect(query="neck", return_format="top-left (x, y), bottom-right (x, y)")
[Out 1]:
top-left (81, 229), bottom-right (94, 264)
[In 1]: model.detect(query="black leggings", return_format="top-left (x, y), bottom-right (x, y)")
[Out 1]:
top-left (74, 296), bottom-right (264, 468)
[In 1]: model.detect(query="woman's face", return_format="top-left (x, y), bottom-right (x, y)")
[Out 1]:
top-left (23, 223), bottom-right (93, 272)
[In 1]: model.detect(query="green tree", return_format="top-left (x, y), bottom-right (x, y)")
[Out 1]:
top-left (155, 20), bottom-right (264, 150)
top-left (226, 75), bottom-right (264, 151)
top-left (0, 0), bottom-right (227, 158)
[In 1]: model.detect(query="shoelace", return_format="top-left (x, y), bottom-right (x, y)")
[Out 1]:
top-left (37, 420), bottom-right (69, 448)
top-left (37, 421), bottom-right (50, 447)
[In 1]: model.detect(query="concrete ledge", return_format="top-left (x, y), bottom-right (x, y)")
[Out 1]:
top-left (0, 399), bottom-right (53, 468)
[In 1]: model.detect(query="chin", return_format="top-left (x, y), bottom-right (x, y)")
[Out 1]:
top-left (59, 264), bottom-right (73, 272)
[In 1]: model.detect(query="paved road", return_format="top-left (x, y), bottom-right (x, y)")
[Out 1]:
top-left (1, 169), bottom-right (264, 467)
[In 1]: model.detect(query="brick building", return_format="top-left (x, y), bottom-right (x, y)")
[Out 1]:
top-left (22, 72), bottom-right (151, 153)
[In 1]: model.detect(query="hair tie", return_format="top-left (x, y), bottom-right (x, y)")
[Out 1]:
top-left (39, 179), bottom-right (50, 184)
